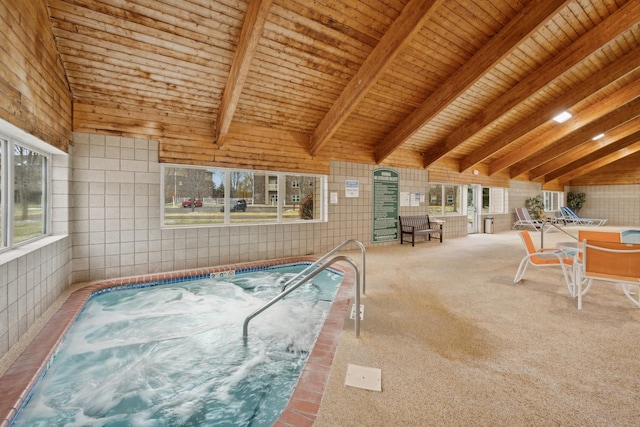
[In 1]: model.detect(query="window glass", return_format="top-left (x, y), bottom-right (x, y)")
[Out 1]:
top-left (212, 170), bottom-right (225, 206)
top-left (482, 188), bottom-right (490, 213)
top-left (162, 166), bottom-right (325, 226)
top-left (543, 191), bottom-right (552, 211)
top-left (482, 187), bottom-right (507, 214)
top-left (542, 190), bottom-right (563, 211)
top-left (163, 167), bottom-right (223, 226)
top-left (428, 184), bottom-right (462, 216)
top-left (444, 185), bottom-right (461, 214)
top-left (283, 175), bottom-right (320, 222)
top-left (229, 171), bottom-right (256, 223)
top-left (428, 184), bottom-right (460, 215)
top-left (13, 144), bottom-right (46, 243)
top-left (428, 184), bottom-right (443, 215)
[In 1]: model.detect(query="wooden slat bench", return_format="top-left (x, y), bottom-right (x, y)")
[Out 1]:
top-left (398, 215), bottom-right (443, 246)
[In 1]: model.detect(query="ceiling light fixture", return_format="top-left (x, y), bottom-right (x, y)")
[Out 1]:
top-left (592, 133), bottom-right (605, 140)
top-left (552, 111), bottom-right (572, 123)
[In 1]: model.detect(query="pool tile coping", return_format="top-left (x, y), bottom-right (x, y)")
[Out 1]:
top-left (0, 257), bottom-right (355, 427)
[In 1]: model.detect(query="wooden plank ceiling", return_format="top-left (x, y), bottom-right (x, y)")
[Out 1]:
top-left (44, 0), bottom-right (640, 185)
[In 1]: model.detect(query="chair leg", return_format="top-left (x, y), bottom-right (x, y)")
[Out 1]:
top-left (514, 258), bottom-right (528, 284)
top-left (619, 283), bottom-right (640, 308)
top-left (560, 264), bottom-right (575, 297)
top-left (577, 279), bottom-right (585, 310)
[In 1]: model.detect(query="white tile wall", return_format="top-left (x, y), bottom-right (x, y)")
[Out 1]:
top-left (0, 150), bottom-right (72, 357)
top-left (569, 184), bottom-right (640, 227)
top-left (69, 137), bottom-right (481, 286)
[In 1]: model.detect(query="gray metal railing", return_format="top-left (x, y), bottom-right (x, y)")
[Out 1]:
top-left (242, 240), bottom-right (365, 339)
top-left (281, 239), bottom-right (366, 293)
top-left (540, 219), bottom-right (578, 248)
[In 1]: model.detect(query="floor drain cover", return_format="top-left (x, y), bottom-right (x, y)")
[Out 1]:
top-left (345, 363), bottom-right (381, 391)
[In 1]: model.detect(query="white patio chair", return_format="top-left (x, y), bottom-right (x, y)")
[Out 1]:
top-left (512, 208), bottom-right (554, 232)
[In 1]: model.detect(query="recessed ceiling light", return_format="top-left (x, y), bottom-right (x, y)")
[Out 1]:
top-left (592, 133), bottom-right (605, 140)
top-left (552, 111), bottom-right (572, 123)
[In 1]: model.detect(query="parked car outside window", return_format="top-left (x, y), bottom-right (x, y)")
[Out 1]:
top-left (220, 199), bottom-right (247, 212)
top-left (182, 198), bottom-right (203, 208)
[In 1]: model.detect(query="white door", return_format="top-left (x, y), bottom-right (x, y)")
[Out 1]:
top-left (467, 185), bottom-right (481, 234)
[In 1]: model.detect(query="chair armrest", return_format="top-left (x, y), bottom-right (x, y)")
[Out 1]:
top-left (430, 219), bottom-right (444, 228)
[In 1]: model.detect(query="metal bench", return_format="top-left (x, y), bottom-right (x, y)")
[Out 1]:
top-left (398, 215), bottom-right (443, 246)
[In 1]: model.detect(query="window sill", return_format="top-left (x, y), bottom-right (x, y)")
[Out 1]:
top-left (0, 235), bottom-right (69, 266)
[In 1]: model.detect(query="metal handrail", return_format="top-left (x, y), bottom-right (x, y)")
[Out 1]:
top-left (281, 239), bottom-right (366, 293)
top-left (540, 219), bottom-right (578, 249)
top-left (243, 255), bottom-right (361, 339)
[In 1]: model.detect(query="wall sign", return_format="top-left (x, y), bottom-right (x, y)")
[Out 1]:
top-left (372, 168), bottom-right (399, 243)
top-left (345, 180), bottom-right (359, 197)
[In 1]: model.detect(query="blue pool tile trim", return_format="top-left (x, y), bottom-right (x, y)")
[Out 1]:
top-left (86, 262), bottom-right (331, 299)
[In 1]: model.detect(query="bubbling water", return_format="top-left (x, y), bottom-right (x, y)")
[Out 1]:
top-left (13, 266), bottom-right (341, 427)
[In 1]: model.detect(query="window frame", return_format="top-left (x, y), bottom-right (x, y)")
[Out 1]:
top-left (0, 134), bottom-right (51, 252)
top-left (543, 190), bottom-right (564, 212)
top-left (481, 186), bottom-right (508, 214)
top-left (161, 165), bottom-right (327, 227)
top-left (428, 183), bottom-right (462, 216)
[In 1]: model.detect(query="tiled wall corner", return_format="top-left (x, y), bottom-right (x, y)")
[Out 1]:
top-left (569, 184), bottom-right (640, 227)
top-left (0, 236), bottom-right (71, 358)
top-left (0, 145), bottom-right (73, 359)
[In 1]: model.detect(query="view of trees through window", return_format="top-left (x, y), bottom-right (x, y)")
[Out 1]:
top-left (163, 166), bottom-right (324, 226)
top-left (14, 145), bottom-right (45, 243)
top-left (482, 187), bottom-right (508, 214)
top-left (428, 183), bottom-right (461, 215)
top-left (0, 138), bottom-right (47, 249)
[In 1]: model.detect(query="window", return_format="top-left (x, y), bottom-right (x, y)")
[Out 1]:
top-left (428, 183), bottom-right (461, 216)
top-left (482, 187), bottom-right (508, 214)
top-left (543, 191), bottom-right (563, 211)
top-left (162, 166), bottom-right (326, 226)
top-left (283, 174), bottom-right (321, 222)
top-left (0, 136), bottom-right (49, 250)
top-left (229, 171), bottom-right (261, 223)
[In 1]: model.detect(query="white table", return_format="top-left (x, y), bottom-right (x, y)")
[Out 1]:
top-left (555, 241), bottom-right (582, 298)
top-left (556, 241), bottom-right (580, 255)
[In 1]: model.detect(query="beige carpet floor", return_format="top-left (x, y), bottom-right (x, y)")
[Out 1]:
top-left (314, 228), bottom-right (640, 427)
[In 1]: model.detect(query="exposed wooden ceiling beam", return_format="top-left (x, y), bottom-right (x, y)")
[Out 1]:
top-left (308, 0), bottom-right (443, 157)
top-left (495, 75), bottom-right (640, 178)
top-left (510, 96), bottom-right (640, 179)
top-left (554, 131), bottom-right (640, 185)
top-left (374, 0), bottom-right (570, 165)
top-left (488, 52), bottom-right (640, 175)
top-left (456, 0), bottom-right (640, 173)
top-left (37, 0), bottom-right (640, 182)
top-left (215, 0), bottom-right (273, 147)
top-left (533, 115), bottom-right (640, 180)
top-left (544, 124), bottom-right (640, 183)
